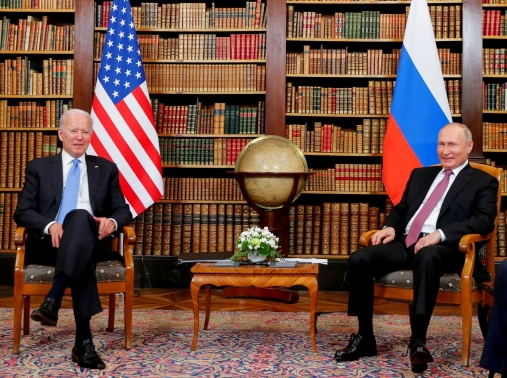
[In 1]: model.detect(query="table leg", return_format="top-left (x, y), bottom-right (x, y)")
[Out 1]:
top-left (307, 279), bottom-right (319, 353)
top-left (204, 284), bottom-right (211, 330)
top-left (190, 280), bottom-right (201, 351)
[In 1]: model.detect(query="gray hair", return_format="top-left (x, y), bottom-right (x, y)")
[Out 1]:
top-left (59, 109), bottom-right (94, 130)
top-left (441, 122), bottom-right (472, 144)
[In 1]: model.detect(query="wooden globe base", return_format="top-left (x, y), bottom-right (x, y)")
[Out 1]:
top-left (226, 172), bottom-right (311, 303)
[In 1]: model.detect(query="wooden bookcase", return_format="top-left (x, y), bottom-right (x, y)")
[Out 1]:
top-left (0, 0), bottom-right (504, 263)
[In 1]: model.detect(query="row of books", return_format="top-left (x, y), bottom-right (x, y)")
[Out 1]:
top-left (446, 79), bottom-right (462, 114)
top-left (288, 202), bottom-right (388, 255)
top-left (497, 211), bottom-right (507, 257)
top-left (130, 203), bottom-right (261, 256)
top-left (287, 9), bottom-right (408, 40)
top-left (96, 33), bottom-right (267, 61)
top-left (287, 6), bottom-right (462, 40)
top-left (160, 177), bottom-right (244, 202)
top-left (482, 0), bottom-right (507, 4)
top-left (286, 118), bottom-right (386, 154)
top-left (0, 100), bottom-right (72, 128)
top-left (483, 48), bottom-right (507, 75)
top-left (0, 0), bottom-right (75, 8)
top-left (483, 10), bottom-right (506, 37)
top-left (153, 101), bottom-right (264, 135)
top-left (306, 164), bottom-right (385, 193)
top-left (483, 122), bottom-right (507, 150)
top-left (287, 47), bottom-right (462, 76)
top-left (95, 1), bottom-right (266, 30)
top-left (0, 58), bottom-right (73, 96)
top-left (0, 16), bottom-right (74, 52)
top-left (286, 81), bottom-right (394, 115)
top-left (159, 137), bottom-right (253, 166)
top-left (0, 131), bottom-right (58, 188)
top-left (141, 63), bottom-right (265, 92)
top-left (483, 82), bottom-right (507, 111)
top-left (0, 192), bottom-right (17, 250)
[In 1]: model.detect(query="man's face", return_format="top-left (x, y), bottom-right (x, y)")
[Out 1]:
top-left (58, 114), bottom-right (92, 158)
top-left (437, 125), bottom-right (473, 170)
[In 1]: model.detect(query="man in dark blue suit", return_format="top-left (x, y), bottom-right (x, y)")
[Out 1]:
top-left (14, 109), bottom-right (132, 369)
top-left (334, 123), bottom-right (498, 372)
top-left (480, 258), bottom-right (507, 377)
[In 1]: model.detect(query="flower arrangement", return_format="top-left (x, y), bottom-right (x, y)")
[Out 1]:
top-left (232, 226), bottom-right (282, 262)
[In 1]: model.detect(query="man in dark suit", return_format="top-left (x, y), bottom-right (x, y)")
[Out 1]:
top-left (14, 109), bottom-right (132, 370)
top-left (480, 258), bottom-right (507, 377)
top-left (334, 123), bottom-right (498, 372)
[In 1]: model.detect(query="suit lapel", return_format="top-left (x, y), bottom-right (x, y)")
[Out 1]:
top-left (440, 164), bottom-right (473, 216)
top-left (48, 153), bottom-right (64, 206)
top-left (86, 154), bottom-right (101, 214)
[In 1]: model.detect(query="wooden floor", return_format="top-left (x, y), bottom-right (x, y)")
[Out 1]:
top-left (0, 286), bottom-right (465, 316)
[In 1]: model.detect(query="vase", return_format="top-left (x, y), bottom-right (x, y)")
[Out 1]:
top-left (247, 251), bottom-right (266, 262)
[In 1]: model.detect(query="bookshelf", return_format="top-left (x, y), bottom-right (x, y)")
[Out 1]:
top-left (481, 1), bottom-right (507, 259)
top-left (0, 0), bottom-right (505, 265)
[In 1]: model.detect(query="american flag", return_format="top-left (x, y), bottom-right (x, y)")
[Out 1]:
top-left (89, 0), bottom-right (163, 217)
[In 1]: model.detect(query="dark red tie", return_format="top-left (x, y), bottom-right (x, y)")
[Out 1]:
top-left (405, 169), bottom-right (453, 247)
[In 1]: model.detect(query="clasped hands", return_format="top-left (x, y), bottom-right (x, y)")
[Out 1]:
top-left (49, 216), bottom-right (115, 248)
top-left (371, 227), bottom-right (441, 254)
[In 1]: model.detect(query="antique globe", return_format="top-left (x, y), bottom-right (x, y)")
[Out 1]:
top-left (234, 135), bottom-right (308, 210)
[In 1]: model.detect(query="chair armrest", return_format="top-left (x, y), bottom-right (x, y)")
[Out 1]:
top-left (458, 232), bottom-right (493, 288)
top-left (121, 226), bottom-right (136, 270)
top-left (359, 230), bottom-right (379, 248)
top-left (14, 227), bottom-right (27, 281)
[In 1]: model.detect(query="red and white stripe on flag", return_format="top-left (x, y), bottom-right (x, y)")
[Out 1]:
top-left (88, 0), bottom-right (163, 217)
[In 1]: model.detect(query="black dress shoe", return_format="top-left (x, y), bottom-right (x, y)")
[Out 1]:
top-left (408, 339), bottom-right (433, 372)
top-left (30, 298), bottom-right (59, 326)
top-left (71, 339), bottom-right (106, 369)
top-left (334, 333), bottom-right (377, 362)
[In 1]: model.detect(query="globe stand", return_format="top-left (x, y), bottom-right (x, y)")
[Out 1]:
top-left (224, 172), bottom-right (310, 304)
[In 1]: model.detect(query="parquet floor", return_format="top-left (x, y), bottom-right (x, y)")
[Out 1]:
top-left (0, 286), bottom-right (464, 316)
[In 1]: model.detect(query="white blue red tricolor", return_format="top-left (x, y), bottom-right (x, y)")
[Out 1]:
top-left (383, 0), bottom-right (452, 205)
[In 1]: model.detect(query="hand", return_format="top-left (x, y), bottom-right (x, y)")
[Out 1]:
top-left (371, 227), bottom-right (395, 245)
top-left (93, 216), bottom-right (115, 240)
top-left (413, 231), bottom-right (441, 253)
top-left (48, 222), bottom-right (64, 248)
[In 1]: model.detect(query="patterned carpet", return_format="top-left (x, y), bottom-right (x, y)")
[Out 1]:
top-left (0, 308), bottom-right (489, 377)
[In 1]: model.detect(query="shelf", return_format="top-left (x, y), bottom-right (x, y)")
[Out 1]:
top-left (149, 91), bottom-right (266, 95)
top-left (136, 59), bottom-right (266, 64)
top-left (303, 190), bottom-right (387, 195)
top-left (158, 133), bottom-right (264, 138)
top-left (95, 27), bottom-right (267, 33)
top-left (286, 0), bottom-right (462, 4)
top-left (0, 127), bottom-right (58, 131)
top-left (0, 9), bottom-right (74, 12)
top-left (483, 110), bottom-right (507, 114)
top-left (161, 164), bottom-right (235, 168)
top-left (0, 95), bottom-right (73, 99)
top-left (287, 37), bottom-right (462, 42)
top-left (483, 36), bottom-right (507, 39)
top-left (483, 74), bottom-right (507, 78)
top-left (305, 152), bottom-right (382, 157)
top-left (0, 188), bottom-right (22, 192)
top-left (287, 112), bottom-right (389, 117)
top-left (157, 199), bottom-right (247, 204)
top-left (0, 50), bottom-right (74, 54)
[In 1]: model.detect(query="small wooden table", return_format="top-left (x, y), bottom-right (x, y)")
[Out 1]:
top-left (190, 262), bottom-right (319, 352)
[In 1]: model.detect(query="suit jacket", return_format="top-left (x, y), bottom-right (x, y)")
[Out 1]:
top-left (384, 164), bottom-right (498, 249)
top-left (14, 153), bottom-right (132, 239)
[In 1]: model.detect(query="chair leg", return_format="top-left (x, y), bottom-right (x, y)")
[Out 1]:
top-left (124, 290), bottom-right (133, 350)
top-left (12, 292), bottom-right (24, 353)
top-left (107, 294), bottom-right (115, 332)
top-left (23, 296), bottom-right (30, 336)
top-left (461, 301), bottom-right (472, 367)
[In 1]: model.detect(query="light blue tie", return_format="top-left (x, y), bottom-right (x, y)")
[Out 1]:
top-left (57, 158), bottom-right (80, 224)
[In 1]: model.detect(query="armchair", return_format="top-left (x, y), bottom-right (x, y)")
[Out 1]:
top-left (12, 225), bottom-right (136, 353)
top-left (359, 162), bottom-right (502, 367)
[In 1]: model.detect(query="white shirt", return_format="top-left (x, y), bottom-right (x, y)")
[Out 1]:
top-left (405, 160), bottom-right (468, 241)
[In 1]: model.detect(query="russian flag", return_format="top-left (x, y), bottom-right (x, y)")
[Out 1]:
top-left (383, 0), bottom-right (452, 205)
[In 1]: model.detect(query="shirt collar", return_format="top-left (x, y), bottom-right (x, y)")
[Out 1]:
top-left (443, 160), bottom-right (468, 177)
top-left (61, 150), bottom-right (86, 166)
